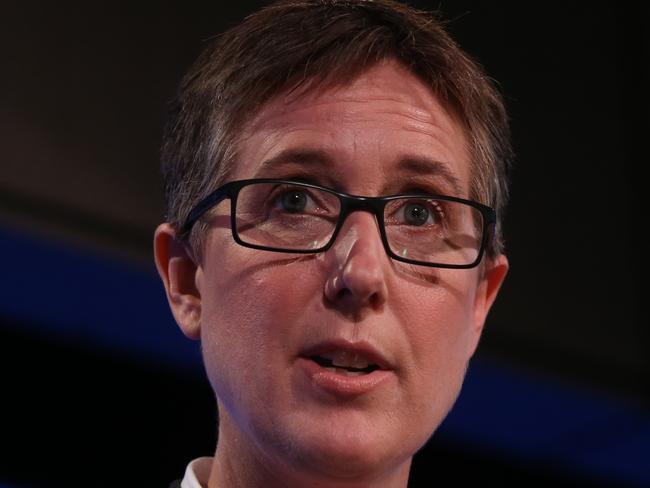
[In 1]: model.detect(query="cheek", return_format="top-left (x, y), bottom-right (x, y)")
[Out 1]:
top-left (198, 248), bottom-right (322, 403)
top-left (394, 274), bottom-right (478, 418)
top-left (400, 277), bottom-right (477, 359)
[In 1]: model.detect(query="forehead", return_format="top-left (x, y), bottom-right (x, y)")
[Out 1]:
top-left (234, 60), bottom-right (470, 196)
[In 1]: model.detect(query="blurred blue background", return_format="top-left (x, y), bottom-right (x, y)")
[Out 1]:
top-left (1, 1), bottom-right (647, 486)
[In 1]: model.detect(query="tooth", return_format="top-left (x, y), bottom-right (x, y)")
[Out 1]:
top-left (331, 350), bottom-right (349, 367)
top-left (335, 367), bottom-right (365, 376)
top-left (331, 351), bottom-right (370, 369)
top-left (351, 353), bottom-right (370, 369)
top-left (344, 370), bottom-right (364, 376)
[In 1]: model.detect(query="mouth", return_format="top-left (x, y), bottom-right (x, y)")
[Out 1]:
top-left (309, 352), bottom-right (380, 376)
top-left (297, 340), bottom-right (394, 396)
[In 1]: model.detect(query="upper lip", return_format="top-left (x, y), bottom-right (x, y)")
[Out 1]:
top-left (299, 338), bottom-right (393, 370)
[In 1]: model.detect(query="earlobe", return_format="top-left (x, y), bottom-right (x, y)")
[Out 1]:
top-left (469, 254), bottom-right (509, 355)
top-left (153, 223), bottom-right (202, 340)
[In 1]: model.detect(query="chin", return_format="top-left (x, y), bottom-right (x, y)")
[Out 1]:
top-left (270, 414), bottom-right (416, 480)
top-left (299, 443), bottom-right (400, 480)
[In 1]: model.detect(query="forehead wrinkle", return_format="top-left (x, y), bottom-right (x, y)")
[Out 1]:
top-left (245, 109), bottom-right (462, 169)
top-left (244, 78), bottom-right (453, 127)
top-left (251, 100), bottom-right (447, 132)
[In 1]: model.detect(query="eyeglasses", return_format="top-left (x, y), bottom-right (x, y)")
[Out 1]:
top-left (180, 179), bottom-right (496, 269)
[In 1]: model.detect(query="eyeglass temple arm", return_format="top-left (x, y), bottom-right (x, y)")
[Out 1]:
top-left (179, 188), bottom-right (231, 236)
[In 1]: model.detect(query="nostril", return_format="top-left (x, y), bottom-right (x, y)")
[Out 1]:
top-left (335, 288), bottom-right (351, 301)
top-left (368, 291), bottom-right (384, 309)
top-left (331, 286), bottom-right (384, 312)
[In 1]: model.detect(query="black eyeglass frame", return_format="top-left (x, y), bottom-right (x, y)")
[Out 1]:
top-left (179, 178), bottom-right (496, 269)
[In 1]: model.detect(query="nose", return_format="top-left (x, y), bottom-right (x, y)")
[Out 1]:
top-left (323, 211), bottom-right (389, 313)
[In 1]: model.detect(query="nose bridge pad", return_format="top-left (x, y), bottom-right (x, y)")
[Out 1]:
top-left (323, 210), bottom-right (389, 307)
top-left (331, 211), bottom-right (383, 265)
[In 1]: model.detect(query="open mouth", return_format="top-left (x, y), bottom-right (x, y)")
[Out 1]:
top-left (309, 352), bottom-right (380, 376)
top-left (299, 341), bottom-right (393, 395)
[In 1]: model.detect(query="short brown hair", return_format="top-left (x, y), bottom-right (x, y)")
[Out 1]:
top-left (161, 0), bottom-right (513, 258)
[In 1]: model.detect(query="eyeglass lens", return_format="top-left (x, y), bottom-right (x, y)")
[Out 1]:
top-left (232, 182), bottom-right (483, 266)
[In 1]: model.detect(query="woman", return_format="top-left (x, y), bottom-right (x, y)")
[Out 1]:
top-left (155, 1), bottom-right (511, 486)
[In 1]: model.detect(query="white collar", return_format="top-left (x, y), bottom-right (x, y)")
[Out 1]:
top-left (180, 456), bottom-right (213, 488)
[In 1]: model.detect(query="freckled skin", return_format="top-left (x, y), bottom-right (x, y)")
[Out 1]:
top-left (156, 59), bottom-right (508, 488)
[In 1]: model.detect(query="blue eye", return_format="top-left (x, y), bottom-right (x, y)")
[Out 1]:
top-left (403, 203), bottom-right (431, 226)
top-left (280, 190), bottom-right (308, 213)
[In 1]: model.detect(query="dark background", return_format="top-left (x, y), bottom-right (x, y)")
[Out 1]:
top-left (0, 1), bottom-right (648, 486)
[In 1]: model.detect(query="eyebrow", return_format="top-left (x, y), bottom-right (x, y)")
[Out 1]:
top-left (396, 157), bottom-right (464, 196)
top-left (254, 149), bottom-right (464, 196)
top-left (254, 149), bottom-right (334, 175)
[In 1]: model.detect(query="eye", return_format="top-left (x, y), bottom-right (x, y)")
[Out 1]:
top-left (279, 189), bottom-right (309, 213)
top-left (270, 186), bottom-right (327, 215)
top-left (403, 202), bottom-right (431, 226)
top-left (396, 199), bottom-right (443, 226)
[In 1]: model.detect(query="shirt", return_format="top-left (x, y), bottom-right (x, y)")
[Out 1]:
top-left (179, 456), bottom-right (213, 488)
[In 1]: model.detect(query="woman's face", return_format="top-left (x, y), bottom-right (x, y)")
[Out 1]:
top-left (192, 60), bottom-right (507, 482)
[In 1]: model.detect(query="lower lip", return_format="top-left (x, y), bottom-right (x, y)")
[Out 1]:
top-left (297, 357), bottom-right (394, 397)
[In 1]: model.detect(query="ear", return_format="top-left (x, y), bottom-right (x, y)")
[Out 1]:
top-left (468, 253), bottom-right (509, 356)
top-left (153, 223), bottom-right (202, 340)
